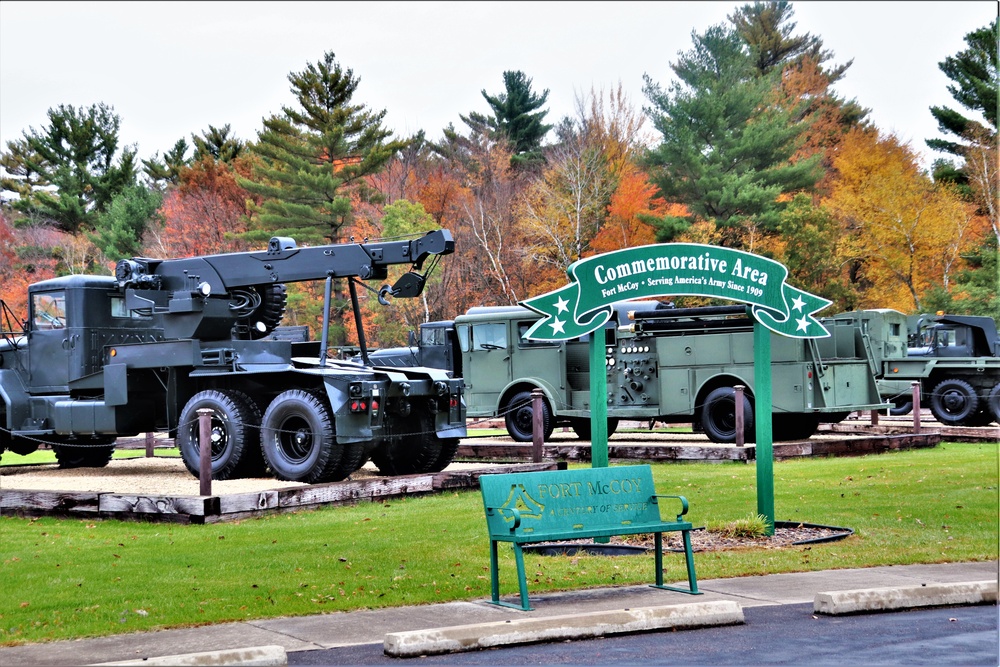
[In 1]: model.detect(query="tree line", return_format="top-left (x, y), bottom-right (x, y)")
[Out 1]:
top-left (1, 2), bottom-right (996, 347)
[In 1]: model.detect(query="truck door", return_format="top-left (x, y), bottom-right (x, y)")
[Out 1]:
top-left (511, 319), bottom-right (565, 403)
top-left (27, 290), bottom-right (71, 391)
top-left (458, 321), bottom-right (512, 413)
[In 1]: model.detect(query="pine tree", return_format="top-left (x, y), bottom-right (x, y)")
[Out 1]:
top-left (239, 52), bottom-right (409, 244)
top-left (927, 19), bottom-right (998, 180)
top-left (460, 70), bottom-right (553, 169)
top-left (1, 103), bottom-right (137, 233)
top-left (642, 23), bottom-right (821, 245)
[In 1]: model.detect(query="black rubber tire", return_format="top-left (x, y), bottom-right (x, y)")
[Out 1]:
top-left (237, 284), bottom-right (287, 339)
top-left (6, 435), bottom-right (39, 456)
top-left (701, 387), bottom-right (754, 444)
top-left (427, 437), bottom-right (460, 473)
top-left (504, 391), bottom-right (553, 442)
top-left (571, 418), bottom-right (620, 441)
top-left (957, 409), bottom-right (995, 427)
top-left (53, 444), bottom-right (114, 468)
top-left (889, 396), bottom-right (914, 416)
top-left (260, 390), bottom-right (340, 483)
top-left (987, 384), bottom-right (1000, 425)
top-left (177, 389), bottom-right (262, 480)
top-left (929, 378), bottom-right (979, 425)
top-left (773, 413), bottom-right (820, 441)
top-left (328, 440), bottom-right (369, 481)
top-left (371, 413), bottom-right (442, 476)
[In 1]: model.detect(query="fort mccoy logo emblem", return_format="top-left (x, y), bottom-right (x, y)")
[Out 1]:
top-left (520, 243), bottom-right (832, 342)
top-left (500, 484), bottom-right (544, 523)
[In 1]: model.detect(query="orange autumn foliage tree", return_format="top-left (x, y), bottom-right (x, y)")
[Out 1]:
top-left (825, 128), bottom-right (986, 312)
top-left (150, 157), bottom-right (257, 258)
top-left (588, 165), bottom-right (672, 255)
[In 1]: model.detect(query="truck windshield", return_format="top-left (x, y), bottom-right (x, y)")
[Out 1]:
top-left (32, 292), bottom-right (66, 330)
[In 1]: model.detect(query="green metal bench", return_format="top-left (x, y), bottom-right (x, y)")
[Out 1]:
top-left (479, 464), bottom-right (701, 611)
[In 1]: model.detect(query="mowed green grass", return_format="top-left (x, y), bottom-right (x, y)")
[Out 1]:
top-left (0, 442), bottom-right (996, 645)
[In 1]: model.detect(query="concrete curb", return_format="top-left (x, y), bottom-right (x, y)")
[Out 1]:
top-left (384, 600), bottom-right (745, 658)
top-left (91, 644), bottom-right (287, 666)
top-left (814, 580), bottom-right (998, 615)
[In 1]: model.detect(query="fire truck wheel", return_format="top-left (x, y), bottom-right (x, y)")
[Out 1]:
top-left (178, 390), bottom-right (263, 481)
top-left (701, 387), bottom-right (754, 444)
top-left (929, 378), bottom-right (979, 425)
top-left (571, 418), bottom-right (620, 441)
top-left (504, 391), bottom-right (553, 442)
top-left (260, 390), bottom-right (341, 483)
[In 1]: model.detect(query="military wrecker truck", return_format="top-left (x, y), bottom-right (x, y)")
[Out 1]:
top-left (821, 309), bottom-right (1000, 425)
top-left (363, 302), bottom-right (889, 444)
top-left (0, 230), bottom-right (466, 482)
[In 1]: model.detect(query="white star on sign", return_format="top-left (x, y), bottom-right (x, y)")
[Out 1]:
top-left (554, 296), bottom-right (570, 313)
top-left (550, 318), bottom-right (566, 334)
top-left (791, 295), bottom-right (806, 312)
top-left (796, 315), bottom-right (810, 332)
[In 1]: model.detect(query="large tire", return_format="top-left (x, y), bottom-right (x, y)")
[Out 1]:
top-left (701, 387), bottom-right (754, 444)
top-left (987, 384), bottom-right (1000, 425)
top-left (232, 284), bottom-right (287, 339)
top-left (773, 413), bottom-right (819, 441)
top-left (571, 418), bottom-right (620, 441)
top-left (957, 409), bottom-right (995, 427)
top-left (177, 389), bottom-right (262, 480)
top-left (427, 437), bottom-right (460, 473)
top-left (53, 443), bottom-right (114, 468)
top-left (503, 391), bottom-right (553, 442)
top-left (929, 378), bottom-right (979, 425)
top-left (371, 413), bottom-right (442, 476)
top-left (260, 390), bottom-right (340, 483)
top-left (889, 395), bottom-right (913, 416)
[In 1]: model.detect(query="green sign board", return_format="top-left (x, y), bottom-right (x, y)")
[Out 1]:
top-left (520, 243), bottom-right (831, 342)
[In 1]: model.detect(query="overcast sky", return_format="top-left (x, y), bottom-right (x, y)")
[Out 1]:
top-left (1, 1), bottom-right (996, 171)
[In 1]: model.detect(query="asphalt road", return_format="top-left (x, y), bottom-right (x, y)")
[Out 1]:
top-left (288, 603), bottom-right (999, 666)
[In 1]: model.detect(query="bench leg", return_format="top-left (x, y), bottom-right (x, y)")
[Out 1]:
top-left (485, 541), bottom-right (534, 611)
top-left (651, 530), bottom-right (702, 595)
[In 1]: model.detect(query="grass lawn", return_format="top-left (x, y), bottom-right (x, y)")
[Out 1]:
top-left (0, 442), bottom-right (996, 645)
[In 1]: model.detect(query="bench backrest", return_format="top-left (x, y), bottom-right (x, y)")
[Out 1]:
top-left (480, 465), bottom-right (663, 539)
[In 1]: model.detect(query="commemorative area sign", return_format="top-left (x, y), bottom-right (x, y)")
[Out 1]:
top-left (519, 243), bottom-right (831, 342)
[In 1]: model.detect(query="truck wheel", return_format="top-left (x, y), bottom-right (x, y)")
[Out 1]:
top-left (987, 385), bottom-right (1000, 424)
top-left (929, 378), bottom-right (979, 425)
top-left (889, 396), bottom-right (913, 416)
top-left (427, 438), bottom-right (460, 473)
top-left (773, 413), bottom-right (819, 441)
top-left (571, 418), bottom-right (620, 441)
top-left (260, 390), bottom-right (340, 483)
top-left (233, 284), bottom-right (287, 339)
top-left (371, 413), bottom-right (442, 476)
top-left (6, 435), bottom-right (39, 456)
top-left (957, 409), bottom-right (994, 427)
top-left (701, 387), bottom-right (754, 444)
top-left (53, 444), bottom-right (114, 468)
top-left (328, 441), bottom-right (369, 481)
top-left (177, 390), bottom-right (261, 481)
top-left (504, 391), bottom-right (553, 442)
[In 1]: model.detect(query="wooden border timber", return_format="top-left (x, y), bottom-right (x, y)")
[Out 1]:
top-left (457, 432), bottom-right (942, 463)
top-left (0, 462), bottom-right (559, 524)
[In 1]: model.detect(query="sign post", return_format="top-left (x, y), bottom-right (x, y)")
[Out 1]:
top-left (519, 243), bottom-right (831, 537)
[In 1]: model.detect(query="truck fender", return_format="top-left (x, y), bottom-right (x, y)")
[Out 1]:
top-left (0, 369), bottom-right (31, 431)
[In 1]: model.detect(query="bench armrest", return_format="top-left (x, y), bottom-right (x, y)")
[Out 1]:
top-left (486, 505), bottom-right (522, 532)
top-left (651, 494), bottom-right (689, 522)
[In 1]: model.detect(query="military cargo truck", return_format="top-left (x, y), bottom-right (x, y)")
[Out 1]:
top-left (823, 309), bottom-right (1000, 425)
top-left (365, 302), bottom-right (888, 443)
top-left (0, 231), bottom-right (466, 482)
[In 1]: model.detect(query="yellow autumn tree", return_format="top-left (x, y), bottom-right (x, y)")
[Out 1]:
top-left (825, 128), bottom-right (983, 312)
